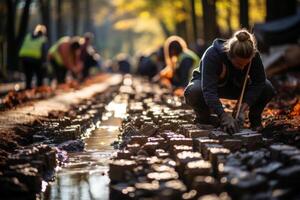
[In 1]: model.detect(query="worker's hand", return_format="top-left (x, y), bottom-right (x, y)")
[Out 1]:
top-left (220, 112), bottom-right (240, 134)
top-left (173, 87), bottom-right (184, 97)
top-left (160, 78), bottom-right (172, 88)
top-left (233, 103), bottom-right (249, 128)
top-left (160, 66), bottom-right (173, 79)
top-left (236, 111), bottom-right (245, 128)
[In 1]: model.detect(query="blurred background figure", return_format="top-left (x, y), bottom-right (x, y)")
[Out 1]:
top-left (116, 53), bottom-right (131, 74)
top-left (191, 38), bottom-right (209, 58)
top-left (48, 36), bottom-right (83, 84)
top-left (19, 24), bottom-right (48, 89)
top-left (159, 35), bottom-right (199, 96)
top-left (80, 32), bottom-right (101, 80)
top-left (136, 46), bottom-right (166, 80)
top-left (137, 52), bottom-right (158, 80)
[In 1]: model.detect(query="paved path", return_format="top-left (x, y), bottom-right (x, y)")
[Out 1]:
top-left (0, 74), bottom-right (122, 136)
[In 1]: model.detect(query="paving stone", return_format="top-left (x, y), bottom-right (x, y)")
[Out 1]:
top-left (240, 133), bottom-right (263, 150)
top-left (116, 150), bottom-right (132, 159)
top-left (0, 177), bottom-right (31, 199)
top-left (169, 138), bottom-right (193, 148)
top-left (187, 129), bottom-right (211, 138)
top-left (202, 144), bottom-right (224, 160)
top-left (109, 159), bottom-right (137, 183)
top-left (209, 131), bottom-right (232, 142)
top-left (126, 143), bottom-right (141, 155)
top-left (179, 124), bottom-right (198, 136)
top-left (147, 171), bottom-right (179, 182)
top-left (209, 148), bottom-right (231, 176)
top-left (195, 138), bottom-right (219, 155)
top-left (130, 135), bottom-right (148, 146)
top-left (290, 155), bottom-right (300, 164)
top-left (142, 142), bottom-right (160, 156)
top-left (227, 174), bottom-right (268, 197)
top-left (254, 162), bottom-right (283, 178)
top-left (276, 165), bottom-right (300, 188)
top-left (176, 151), bottom-right (202, 177)
top-left (110, 183), bottom-right (135, 200)
top-left (279, 149), bottom-right (300, 164)
top-left (270, 144), bottom-right (296, 160)
top-left (191, 176), bottom-right (221, 196)
top-left (222, 139), bottom-right (243, 152)
top-left (147, 137), bottom-right (166, 149)
top-left (158, 180), bottom-right (187, 199)
top-left (172, 145), bottom-right (193, 158)
top-left (184, 160), bottom-right (212, 188)
top-left (6, 164), bottom-right (42, 193)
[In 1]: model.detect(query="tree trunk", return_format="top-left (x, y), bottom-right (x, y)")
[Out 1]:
top-left (39, 0), bottom-right (51, 45)
top-left (16, 0), bottom-right (32, 50)
top-left (6, 0), bottom-right (17, 71)
top-left (201, 0), bottom-right (218, 44)
top-left (6, 0), bottom-right (32, 71)
top-left (159, 20), bottom-right (171, 38)
top-left (72, 0), bottom-right (79, 36)
top-left (239, 0), bottom-right (249, 29)
top-left (190, 0), bottom-right (198, 43)
top-left (226, 0), bottom-right (233, 35)
top-left (84, 0), bottom-right (91, 32)
top-left (176, 21), bottom-right (188, 42)
top-left (56, 0), bottom-right (63, 38)
top-left (266, 0), bottom-right (297, 22)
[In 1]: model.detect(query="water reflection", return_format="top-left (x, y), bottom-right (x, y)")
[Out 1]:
top-left (43, 97), bottom-right (127, 200)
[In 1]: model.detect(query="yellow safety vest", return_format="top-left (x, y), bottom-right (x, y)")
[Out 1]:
top-left (48, 36), bottom-right (70, 65)
top-left (19, 34), bottom-right (46, 59)
top-left (178, 49), bottom-right (200, 80)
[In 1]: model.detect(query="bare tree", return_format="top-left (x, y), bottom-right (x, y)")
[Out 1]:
top-left (56, 0), bottom-right (63, 38)
top-left (266, 0), bottom-right (297, 22)
top-left (190, 0), bottom-right (198, 42)
top-left (201, 0), bottom-right (218, 43)
top-left (225, 0), bottom-right (233, 36)
top-left (239, 0), bottom-right (249, 29)
top-left (6, 0), bottom-right (32, 71)
top-left (72, 0), bottom-right (79, 36)
top-left (39, 0), bottom-right (51, 44)
top-left (84, 0), bottom-right (91, 32)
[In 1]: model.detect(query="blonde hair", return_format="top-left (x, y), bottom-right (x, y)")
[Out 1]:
top-left (224, 29), bottom-right (257, 59)
top-left (34, 24), bottom-right (47, 36)
top-left (164, 35), bottom-right (188, 68)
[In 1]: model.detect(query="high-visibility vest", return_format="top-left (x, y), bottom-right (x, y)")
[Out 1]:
top-left (178, 49), bottom-right (200, 80)
top-left (48, 36), bottom-right (70, 65)
top-left (19, 34), bottom-right (46, 59)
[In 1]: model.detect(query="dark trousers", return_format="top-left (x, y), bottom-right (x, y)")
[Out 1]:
top-left (184, 79), bottom-right (275, 127)
top-left (50, 59), bottom-right (67, 84)
top-left (21, 57), bottom-right (43, 89)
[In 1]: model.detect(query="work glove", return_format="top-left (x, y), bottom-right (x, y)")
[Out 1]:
top-left (220, 112), bottom-right (240, 134)
top-left (233, 103), bottom-right (249, 128)
top-left (235, 110), bottom-right (245, 128)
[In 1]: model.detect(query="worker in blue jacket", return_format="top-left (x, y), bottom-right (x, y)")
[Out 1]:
top-left (184, 30), bottom-right (275, 134)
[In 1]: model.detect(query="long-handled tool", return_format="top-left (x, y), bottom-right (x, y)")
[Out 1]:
top-left (235, 60), bottom-right (252, 119)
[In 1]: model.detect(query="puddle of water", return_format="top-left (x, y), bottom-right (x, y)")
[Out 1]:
top-left (43, 99), bottom-right (126, 200)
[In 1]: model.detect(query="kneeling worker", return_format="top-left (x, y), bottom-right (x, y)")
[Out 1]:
top-left (184, 29), bottom-right (275, 134)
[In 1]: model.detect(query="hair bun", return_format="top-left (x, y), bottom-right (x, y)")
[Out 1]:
top-left (236, 31), bottom-right (250, 42)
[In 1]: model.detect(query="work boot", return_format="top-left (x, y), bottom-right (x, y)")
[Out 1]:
top-left (250, 117), bottom-right (263, 132)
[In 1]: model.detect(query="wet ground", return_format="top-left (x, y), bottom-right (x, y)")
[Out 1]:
top-left (43, 95), bottom-right (127, 200)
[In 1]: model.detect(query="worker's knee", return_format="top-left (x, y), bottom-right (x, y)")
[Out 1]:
top-left (263, 80), bottom-right (276, 102)
top-left (184, 81), bottom-right (204, 106)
